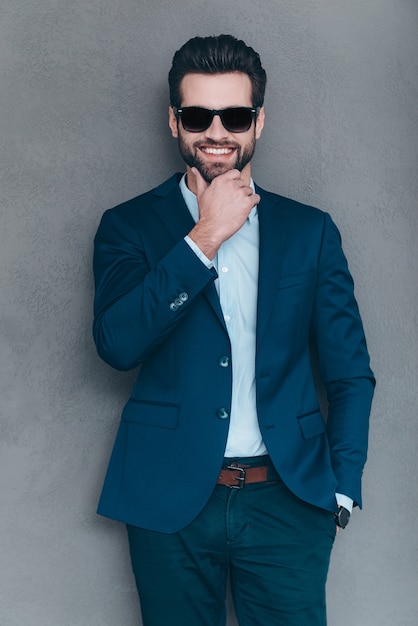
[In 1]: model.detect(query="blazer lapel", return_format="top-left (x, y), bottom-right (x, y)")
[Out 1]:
top-left (256, 189), bottom-right (289, 349)
top-left (152, 175), bottom-right (195, 242)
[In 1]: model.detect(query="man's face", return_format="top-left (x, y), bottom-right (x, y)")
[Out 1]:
top-left (168, 72), bottom-right (265, 184)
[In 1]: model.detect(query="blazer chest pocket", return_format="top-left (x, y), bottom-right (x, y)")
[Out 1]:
top-left (297, 410), bottom-right (326, 439)
top-left (121, 399), bottom-right (179, 430)
top-left (276, 270), bottom-right (315, 290)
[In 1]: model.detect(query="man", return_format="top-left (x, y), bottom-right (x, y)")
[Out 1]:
top-left (93, 34), bottom-right (375, 625)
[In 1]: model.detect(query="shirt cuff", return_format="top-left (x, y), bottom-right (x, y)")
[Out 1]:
top-left (335, 493), bottom-right (354, 513)
top-left (184, 235), bottom-right (214, 268)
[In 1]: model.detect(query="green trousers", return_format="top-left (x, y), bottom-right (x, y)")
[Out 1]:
top-left (127, 456), bottom-right (336, 626)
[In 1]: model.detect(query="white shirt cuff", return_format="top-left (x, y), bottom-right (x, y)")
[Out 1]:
top-left (184, 235), bottom-right (214, 268)
top-left (335, 493), bottom-right (354, 513)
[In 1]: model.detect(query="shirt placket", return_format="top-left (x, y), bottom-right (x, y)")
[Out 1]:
top-left (217, 243), bottom-right (234, 329)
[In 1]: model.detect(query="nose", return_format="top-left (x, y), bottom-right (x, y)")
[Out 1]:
top-left (205, 113), bottom-right (229, 141)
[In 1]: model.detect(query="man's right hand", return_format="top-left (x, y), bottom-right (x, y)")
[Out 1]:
top-left (188, 167), bottom-right (260, 260)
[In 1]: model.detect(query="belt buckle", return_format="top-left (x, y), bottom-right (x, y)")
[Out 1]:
top-left (225, 463), bottom-right (246, 489)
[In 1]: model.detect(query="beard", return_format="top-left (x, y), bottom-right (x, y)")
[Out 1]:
top-left (177, 134), bottom-right (256, 184)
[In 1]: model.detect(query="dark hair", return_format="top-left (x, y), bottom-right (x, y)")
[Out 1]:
top-left (168, 34), bottom-right (267, 108)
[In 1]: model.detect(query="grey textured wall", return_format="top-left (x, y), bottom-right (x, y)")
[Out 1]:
top-left (1, 1), bottom-right (417, 624)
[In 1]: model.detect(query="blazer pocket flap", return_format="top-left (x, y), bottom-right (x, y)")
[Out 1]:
top-left (122, 399), bottom-right (179, 430)
top-left (298, 410), bottom-right (326, 439)
top-left (276, 270), bottom-right (315, 290)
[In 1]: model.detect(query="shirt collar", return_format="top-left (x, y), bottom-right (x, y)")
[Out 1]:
top-left (179, 173), bottom-right (258, 224)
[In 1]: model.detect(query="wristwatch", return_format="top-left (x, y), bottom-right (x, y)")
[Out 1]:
top-left (334, 506), bottom-right (351, 529)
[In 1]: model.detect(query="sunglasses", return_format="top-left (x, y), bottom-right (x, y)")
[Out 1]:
top-left (173, 106), bottom-right (260, 133)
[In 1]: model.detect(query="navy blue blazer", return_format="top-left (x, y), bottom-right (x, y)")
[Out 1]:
top-left (93, 173), bottom-right (375, 533)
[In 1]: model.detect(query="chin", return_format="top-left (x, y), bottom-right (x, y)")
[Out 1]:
top-left (199, 162), bottom-right (238, 183)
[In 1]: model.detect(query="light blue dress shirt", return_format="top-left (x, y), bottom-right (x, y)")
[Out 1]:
top-left (179, 174), bottom-right (352, 512)
top-left (180, 174), bottom-right (266, 458)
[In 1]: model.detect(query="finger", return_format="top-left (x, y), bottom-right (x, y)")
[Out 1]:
top-left (212, 169), bottom-right (241, 183)
top-left (252, 192), bottom-right (261, 205)
top-left (190, 167), bottom-right (208, 198)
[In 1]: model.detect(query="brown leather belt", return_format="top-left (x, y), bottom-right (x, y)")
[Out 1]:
top-left (217, 463), bottom-right (275, 489)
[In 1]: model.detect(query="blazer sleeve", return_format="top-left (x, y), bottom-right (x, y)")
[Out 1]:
top-left (311, 213), bottom-right (375, 506)
top-left (92, 208), bottom-right (217, 371)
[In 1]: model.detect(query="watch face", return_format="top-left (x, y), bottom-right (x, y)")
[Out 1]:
top-left (337, 507), bottom-right (350, 528)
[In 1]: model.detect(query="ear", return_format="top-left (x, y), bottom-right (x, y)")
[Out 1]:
top-left (168, 106), bottom-right (179, 138)
top-left (255, 106), bottom-right (265, 139)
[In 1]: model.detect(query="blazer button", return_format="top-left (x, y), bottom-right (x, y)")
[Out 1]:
top-left (169, 302), bottom-right (178, 311)
top-left (179, 292), bottom-right (188, 302)
top-left (218, 356), bottom-right (230, 368)
top-left (216, 408), bottom-right (229, 420)
top-left (174, 297), bottom-right (183, 307)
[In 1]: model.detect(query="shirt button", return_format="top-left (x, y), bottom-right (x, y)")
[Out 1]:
top-left (221, 266), bottom-right (229, 273)
top-left (216, 408), bottom-right (229, 420)
top-left (224, 314), bottom-right (231, 323)
top-left (218, 356), bottom-right (230, 368)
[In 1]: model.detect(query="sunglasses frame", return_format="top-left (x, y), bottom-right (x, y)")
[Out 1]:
top-left (173, 106), bottom-right (260, 133)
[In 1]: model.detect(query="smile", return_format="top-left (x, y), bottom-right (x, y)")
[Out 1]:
top-left (200, 147), bottom-right (235, 155)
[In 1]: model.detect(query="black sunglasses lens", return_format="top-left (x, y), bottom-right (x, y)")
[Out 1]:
top-left (179, 107), bottom-right (254, 133)
top-left (222, 108), bottom-right (253, 132)
top-left (181, 107), bottom-right (213, 132)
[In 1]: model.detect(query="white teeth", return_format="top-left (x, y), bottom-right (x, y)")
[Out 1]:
top-left (201, 147), bottom-right (233, 155)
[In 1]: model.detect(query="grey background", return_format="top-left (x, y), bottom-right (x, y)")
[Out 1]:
top-left (1, 0), bottom-right (417, 624)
